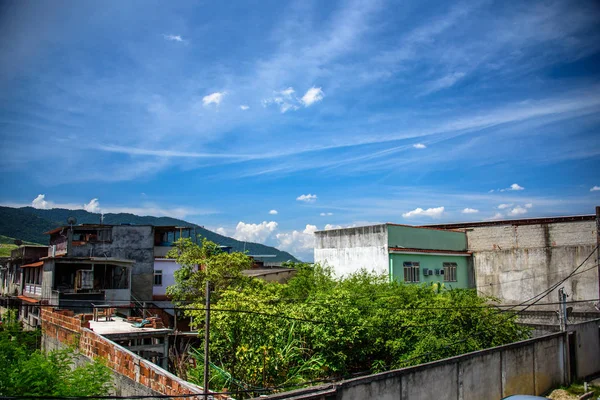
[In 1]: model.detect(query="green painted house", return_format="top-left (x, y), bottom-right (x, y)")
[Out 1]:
top-left (314, 223), bottom-right (472, 288)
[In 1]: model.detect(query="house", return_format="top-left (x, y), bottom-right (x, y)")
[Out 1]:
top-left (0, 245), bottom-right (49, 328)
top-left (47, 224), bottom-right (194, 302)
top-left (314, 224), bottom-right (472, 288)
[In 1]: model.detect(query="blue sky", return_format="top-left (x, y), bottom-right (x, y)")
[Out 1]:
top-left (1, 0), bottom-right (599, 260)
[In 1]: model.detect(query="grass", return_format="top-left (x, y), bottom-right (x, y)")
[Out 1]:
top-left (561, 381), bottom-right (600, 397)
top-left (0, 244), bottom-right (17, 257)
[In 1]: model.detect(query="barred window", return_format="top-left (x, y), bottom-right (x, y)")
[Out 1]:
top-left (403, 262), bottom-right (420, 283)
top-left (443, 262), bottom-right (457, 282)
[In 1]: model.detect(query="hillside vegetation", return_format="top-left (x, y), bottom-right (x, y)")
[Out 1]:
top-left (0, 206), bottom-right (298, 262)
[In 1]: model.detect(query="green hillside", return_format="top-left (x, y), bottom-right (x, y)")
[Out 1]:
top-left (0, 235), bottom-right (41, 257)
top-left (0, 206), bottom-right (299, 262)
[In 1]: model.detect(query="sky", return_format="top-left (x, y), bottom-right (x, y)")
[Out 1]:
top-left (0, 0), bottom-right (599, 261)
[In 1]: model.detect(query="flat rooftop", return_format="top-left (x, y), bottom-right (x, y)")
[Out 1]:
top-left (88, 316), bottom-right (172, 336)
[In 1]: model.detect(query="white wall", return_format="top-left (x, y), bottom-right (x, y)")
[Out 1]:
top-left (314, 224), bottom-right (388, 276)
top-left (153, 259), bottom-right (179, 297)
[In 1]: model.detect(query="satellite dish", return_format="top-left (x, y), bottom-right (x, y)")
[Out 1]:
top-left (67, 216), bottom-right (77, 226)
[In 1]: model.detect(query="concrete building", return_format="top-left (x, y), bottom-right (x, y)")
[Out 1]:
top-left (47, 224), bottom-right (192, 301)
top-left (425, 214), bottom-right (599, 310)
top-left (315, 213), bottom-right (599, 311)
top-left (314, 224), bottom-right (472, 288)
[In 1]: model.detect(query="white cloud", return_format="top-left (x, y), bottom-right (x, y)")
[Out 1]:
top-left (525, 203), bottom-right (533, 208)
top-left (488, 189), bottom-right (495, 193)
top-left (413, 143), bottom-right (427, 149)
top-left (234, 221), bottom-right (278, 243)
top-left (320, 212), bottom-right (333, 216)
top-left (402, 206), bottom-right (445, 218)
top-left (508, 205), bottom-right (527, 216)
top-left (276, 224), bottom-right (317, 259)
top-left (269, 209), bottom-right (278, 215)
top-left (280, 87), bottom-right (295, 98)
top-left (83, 198), bottom-right (101, 213)
top-left (216, 227), bottom-right (227, 236)
top-left (324, 224), bottom-right (342, 230)
top-left (497, 203), bottom-right (513, 209)
top-left (461, 208), bottom-right (479, 214)
top-left (32, 194), bottom-right (48, 209)
top-left (296, 194), bottom-right (317, 203)
top-left (509, 183), bottom-right (525, 191)
top-left (488, 212), bottom-right (504, 221)
top-left (240, 105), bottom-right (250, 111)
top-left (591, 186), bottom-right (600, 192)
top-left (202, 92), bottom-right (226, 107)
top-left (163, 34), bottom-right (184, 42)
top-left (280, 103), bottom-right (299, 113)
top-left (301, 87), bottom-right (324, 107)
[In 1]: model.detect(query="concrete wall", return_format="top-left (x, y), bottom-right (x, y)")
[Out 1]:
top-left (570, 318), bottom-right (600, 378)
top-left (259, 332), bottom-right (570, 400)
top-left (314, 225), bottom-right (389, 276)
top-left (389, 253), bottom-right (470, 288)
top-left (466, 220), bottom-right (598, 310)
top-left (71, 226), bottom-right (155, 300)
top-left (388, 225), bottom-right (467, 251)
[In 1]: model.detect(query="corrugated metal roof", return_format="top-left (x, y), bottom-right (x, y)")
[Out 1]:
top-left (388, 247), bottom-right (472, 256)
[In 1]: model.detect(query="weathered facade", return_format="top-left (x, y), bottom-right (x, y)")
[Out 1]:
top-left (314, 224), bottom-right (472, 288)
top-left (426, 215), bottom-right (598, 310)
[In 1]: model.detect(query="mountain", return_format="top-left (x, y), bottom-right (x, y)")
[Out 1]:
top-left (0, 206), bottom-right (299, 262)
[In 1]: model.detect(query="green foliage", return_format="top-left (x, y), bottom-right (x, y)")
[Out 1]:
top-left (166, 238), bottom-right (254, 305)
top-left (179, 264), bottom-right (530, 397)
top-left (0, 318), bottom-right (113, 396)
top-left (0, 206), bottom-right (299, 261)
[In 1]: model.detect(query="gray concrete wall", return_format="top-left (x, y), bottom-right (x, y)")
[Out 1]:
top-left (314, 225), bottom-right (389, 276)
top-left (71, 226), bottom-right (155, 300)
top-left (466, 220), bottom-right (598, 310)
top-left (570, 318), bottom-right (600, 379)
top-left (257, 332), bottom-right (571, 400)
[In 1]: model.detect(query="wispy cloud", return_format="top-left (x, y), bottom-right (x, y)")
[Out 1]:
top-left (297, 194), bottom-right (317, 203)
top-left (163, 34), bottom-right (184, 42)
top-left (413, 143), bottom-right (427, 149)
top-left (320, 212), bottom-right (333, 216)
top-left (591, 186), bottom-right (600, 192)
top-left (202, 92), bottom-right (226, 107)
top-left (461, 208), bottom-right (479, 214)
top-left (240, 105), bottom-right (250, 111)
top-left (497, 203), bottom-right (513, 209)
top-left (421, 72), bottom-right (465, 95)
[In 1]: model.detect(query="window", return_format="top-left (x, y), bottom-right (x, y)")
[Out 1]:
top-left (403, 262), bottom-right (420, 283)
top-left (443, 262), bottom-right (457, 282)
top-left (154, 270), bottom-right (163, 286)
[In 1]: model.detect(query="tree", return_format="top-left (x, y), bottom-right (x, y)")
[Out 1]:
top-left (166, 238), bottom-right (254, 305)
top-left (0, 317), bottom-right (113, 396)
top-left (168, 246), bottom-right (530, 397)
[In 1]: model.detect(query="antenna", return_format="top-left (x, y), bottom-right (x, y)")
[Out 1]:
top-left (67, 216), bottom-right (77, 227)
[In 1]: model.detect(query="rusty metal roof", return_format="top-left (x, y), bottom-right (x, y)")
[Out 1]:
top-left (20, 261), bottom-right (44, 268)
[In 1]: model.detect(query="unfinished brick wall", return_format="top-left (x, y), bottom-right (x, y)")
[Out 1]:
top-left (41, 308), bottom-right (208, 397)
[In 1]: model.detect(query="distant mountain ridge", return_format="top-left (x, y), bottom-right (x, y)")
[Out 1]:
top-left (0, 206), bottom-right (299, 262)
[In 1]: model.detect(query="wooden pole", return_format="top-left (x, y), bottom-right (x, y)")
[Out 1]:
top-left (203, 280), bottom-right (211, 396)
